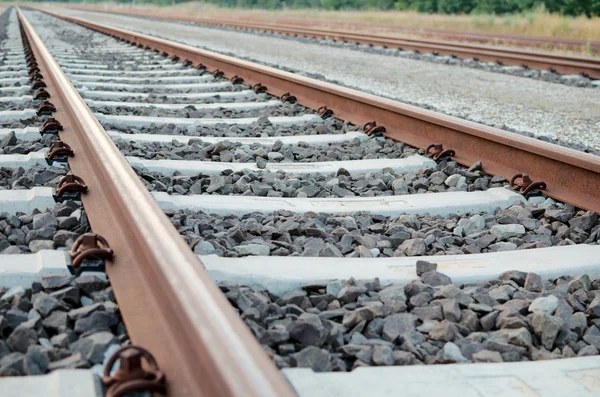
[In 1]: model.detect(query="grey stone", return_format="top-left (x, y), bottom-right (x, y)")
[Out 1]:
top-left (193, 241), bottom-right (216, 255)
top-left (234, 244), bottom-right (270, 256)
top-left (74, 275), bottom-right (108, 294)
top-left (397, 238), bottom-right (427, 256)
top-left (290, 346), bottom-right (331, 372)
top-left (32, 292), bottom-right (65, 318)
top-left (69, 331), bottom-right (116, 364)
top-left (524, 273), bottom-right (543, 292)
top-left (288, 313), bottom-right (326, 347)
top-left (382, 313), bottom-right (417, 342)
top-left (421, 271), bottom-right (452, 286)
top-left (378, 285), bottom-right (407, 303)
top-left (24, 345), bottom-right (49, 375)
top-left (532, 313), bottom-right (563, 350)
top-left (416, 260), bottom-right (437, 276)
top-left (7, 326), bottom-right (38, 353)
top-left (472, 349), bottom-right (503, 363)
top-left (372, 345), bottom-right (394, 366)
top-left (0, 352), bottom-right (25, 376)
top-left (47, 352), bottom-right (89, 370)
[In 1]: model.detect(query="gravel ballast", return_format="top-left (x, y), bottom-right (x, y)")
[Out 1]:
top-left (135, 157), bottom-right (506, 198)
top-left (222, 268), bottom-right (600, 372)
top-left (170, 201), bottom-right (599, 258)
top-left (0, 273), bottom-right (127, 376)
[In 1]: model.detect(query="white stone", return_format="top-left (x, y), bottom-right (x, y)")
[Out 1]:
top-left (444, 174), bottom-right (461, 187)
top-left (529, 295), bottom-right (559, 315)
top-left (442, 342), bottom-right (468, 363)
top-left (490, 224), bottom-right (526, 239)
top-left (489, 242), bottom-right (518, 252)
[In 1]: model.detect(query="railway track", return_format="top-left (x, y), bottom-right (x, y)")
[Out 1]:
top-left (65, 6), bottom-right (600, 81)
top-left (1, 6), bottom-right (600, 397)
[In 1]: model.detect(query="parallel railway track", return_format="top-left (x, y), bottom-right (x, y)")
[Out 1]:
top-left (0, 6), bottom-right (599, 397)
top-left (65, 6), bottom-right (600, 79)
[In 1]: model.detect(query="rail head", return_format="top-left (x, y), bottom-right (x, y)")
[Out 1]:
top-left (16, 7), bottom-right (295, 397)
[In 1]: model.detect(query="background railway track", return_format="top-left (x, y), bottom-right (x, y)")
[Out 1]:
top-left (65, 6), bottom-right (600, 81)
top-left (0, 5), bottom-right (600, 397)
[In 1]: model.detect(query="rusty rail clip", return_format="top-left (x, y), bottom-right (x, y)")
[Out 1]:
top-left (170, 55), bottom-right (180, 62)
top-left (32, 80), bottom-right (47, 90)
top-left (102, 346), bottom-right (166, 397)
top-left (317, 106), bottom-right (334, 118)
top-left (230, 75), bottom-right (244, 84)
top-left (196, 63), bottom-right (207, 71)
top-left (281, 92), bottom-right (297, 103)
top-left (47, 141), bottom-right (74, 162)
top-left (41, 117), bottom-right (63, 134)
top-left (30, 71), bottom-right (43, 81)
top-left (510, 173), bottom-right (547, 196)
top-left (36, 101), bottom-right (56, 116)
top-left (34, 88), bottom-right (50, 100)
top-left (362, 121), bottom-right (386, 136)
top-left (56, 174), bottom-right (88, 198)
top-left (183, 59), bottom-right (193, 66)
top-left (29, 66), bottom-right (40, 76)
top-left (252, 83), bottom-right (268, 93)
top-left (70, 233), bottom-right (114, 269)
top-left (212, 69), bottom-right (224, 78)
top-left (425, 143), bottom-right (456, 161)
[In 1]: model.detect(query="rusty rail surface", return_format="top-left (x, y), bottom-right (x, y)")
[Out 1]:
top-left (35, 8), bottom-right (600, 214)
top-left (64, 6), bottom-right (600, 78)
top-left (16, 7), bottom-right (296, 397)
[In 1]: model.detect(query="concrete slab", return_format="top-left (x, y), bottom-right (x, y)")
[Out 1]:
top-left (108, 129), bottom-right (365, 146)
top-left (101, 113), bottom-right (322, 127)
top-left (0, 76), bottom-right (28, 86)
top-left (79, 89), bottom-right (256, 101)
top-left (67, 73), bottom-right (213, 84)
top-left (153, 187), bottom-right (524, 216)
top-left (0, 95), bottom-right (34, 104)
top-left (282, 356), bottom-right (600, 397)
top-left (0, 250), bottom-right (71, 289)
top-left (86, 98), bottom-right (282, 111)
top-left (129, 154), bottom-right (435, 176)
top-left (0, 71), bottom-right (27, 78)
top-left (0, 369), bottom-right (103, 397)
top-left (0, 127), bottom-right (41, 141)
top-left (78, 81), bottom-right (232, 92)
top-left (0, 83), bottom-right (31, 94)
top-left (0, 151), bottom-right (48, 168)
top-left (203, 244), bottom-right (600, 295)
top-left (64, 67), bottom-right (198, 76)
top-left (0, 109), bottom-right (37, 121)
top-left (0, 187), bottom-right (56, 213)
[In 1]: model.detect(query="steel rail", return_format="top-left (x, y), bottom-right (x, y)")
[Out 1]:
top-left (16, 7), bottom-right (296, 397)
top-left (36, 8), bottom-right (600, 214)
top-left (63, 6), bottom-right (600, 78)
